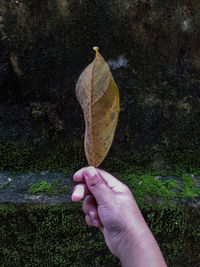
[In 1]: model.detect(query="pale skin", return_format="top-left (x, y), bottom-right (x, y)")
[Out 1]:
top-left (71, 166), bottom-right (167, 267)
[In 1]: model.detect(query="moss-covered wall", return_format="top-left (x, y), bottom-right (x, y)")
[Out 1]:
top-left (0, 202), bottom-right (200, 266)
top-left (0, 140), bottom-right (199, 175)
top-left (0, 0), bottom-right (199, 166)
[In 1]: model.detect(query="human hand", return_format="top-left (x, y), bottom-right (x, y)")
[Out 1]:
top-left (71, 166), bottom-right (150, 259)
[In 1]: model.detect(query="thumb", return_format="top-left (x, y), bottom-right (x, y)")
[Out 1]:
top-left (84, 166), bottom-right (112, 205)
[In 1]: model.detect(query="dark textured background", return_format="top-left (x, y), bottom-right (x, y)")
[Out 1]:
top-left (0, 0), bottom-right (199, 169)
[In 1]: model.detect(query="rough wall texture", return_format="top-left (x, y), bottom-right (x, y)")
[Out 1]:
top-left (0, 0), bottom-right (199, 165)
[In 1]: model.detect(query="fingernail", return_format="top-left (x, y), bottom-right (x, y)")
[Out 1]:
top-left (85, 166), bottom-right (96, 179)
top-left (73, 185), bottom-right (84, 197)
top-left (73, 170), bottom-right (81, 179)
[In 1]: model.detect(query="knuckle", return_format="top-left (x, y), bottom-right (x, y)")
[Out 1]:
top-left (90, 177), bottom-right (104, 187)
top-left (123, 184), bottom-right (132, 195)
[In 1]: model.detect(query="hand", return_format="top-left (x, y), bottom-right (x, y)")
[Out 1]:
top-left (71, 166), bottom-right (149, 259)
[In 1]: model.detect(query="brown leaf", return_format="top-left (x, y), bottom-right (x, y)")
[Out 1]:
top-left (76, 47), bottom-right (120, 167)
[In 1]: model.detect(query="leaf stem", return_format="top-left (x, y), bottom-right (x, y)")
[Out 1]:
top-left (93, 46), bottom-right (99, 52)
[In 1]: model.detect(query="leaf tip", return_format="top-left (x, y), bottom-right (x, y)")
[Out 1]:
top-left (93, 46), bottom-right (99, 52)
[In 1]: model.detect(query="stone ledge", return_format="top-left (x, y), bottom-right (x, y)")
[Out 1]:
top-left (0, 171), bottom-right (77, 205)
top-left (0, 171), bottom-right (199, 208)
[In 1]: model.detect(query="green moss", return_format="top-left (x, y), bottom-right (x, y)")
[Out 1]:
top-left (126, 172), bottom-right (199, 209)
top-left (144, 203), bottom-right (200, 266)
top-left (0, 142), bottom-right (37, 172)
top-left (27, 181), bottom-right (53, 195)
top-left (0, 201), bottom-right (199, 266)
top-left (31, 109), bottom-right (41, 120)
top-left (0, 140), bottom-right (199, 266)
top-left (27, 179), bottom-right (71, 197)
top-left (0, 140), bottom-right (199, 177)
top-left (165, 142), bottom-right (200, 176)
top-left (179, 173), bottom-right (200, 198)
top-left (0, 202), bottom-right (121, 266)
top-left (2, 181), bottom-right (9, 189)
top-left (163, 179), bottom-right (180, 189)
top-left (0, 140), bottom-right (86, 175)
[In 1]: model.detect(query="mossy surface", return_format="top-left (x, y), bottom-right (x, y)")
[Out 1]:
top-left (0, 140), bottom-right (86, 175)
top-left (0, 202), bottom-right (121, 266)
top-left (126, 172), bottom-right (200, 209)
top-left (0, 139), bottom-right (199, 200)
top-left (27, 179), bottom-right (71, 197)
top-left (0, 202), bottom-right (199, 266)
top-left (0, 139), bottom-right (199, 176)
top-left (0, 140), bottom-right (199, 266)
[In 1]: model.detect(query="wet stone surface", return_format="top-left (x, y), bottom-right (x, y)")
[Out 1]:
top-left (0, 171), bottom-right (78, 205)
top-left (0, 171), bottom-right (199, 208)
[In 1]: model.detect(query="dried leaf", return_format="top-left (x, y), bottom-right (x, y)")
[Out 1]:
top-left (75, 47), bottom-right (120, 167)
